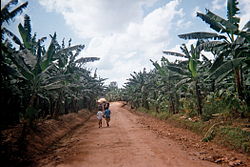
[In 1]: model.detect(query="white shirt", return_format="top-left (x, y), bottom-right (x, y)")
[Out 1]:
top-left (97, 111), bottom-right (103, 120)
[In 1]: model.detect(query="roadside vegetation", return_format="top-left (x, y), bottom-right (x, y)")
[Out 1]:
top-left (106, 0), bottom-right (250, 154)
top-left (1, 0), bottom-right (106, 129)
top-left (1, 1), bottom-right (106, 164)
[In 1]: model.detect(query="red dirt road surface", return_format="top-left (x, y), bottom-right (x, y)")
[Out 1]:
top-left (35, 102), bottom-right (249, 167)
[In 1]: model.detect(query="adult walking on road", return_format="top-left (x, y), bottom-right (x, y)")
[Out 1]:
top-left (104, 103), bottom-right (111, 127)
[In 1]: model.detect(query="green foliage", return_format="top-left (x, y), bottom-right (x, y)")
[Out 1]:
top-left (163, 41), bottom-right (205, 115)
top-left (156, 112), bottom-right (172, 120)
top-left (202, 130), bottom-right (215, 142)
top-left (180, 0), bottom-right (250, 102)
top-left (167, 114), bottom-right (250, 153)
top-left (1, 3), bottom-right (105, 126)
top-left (222, 91), bottom-right (248, 117)
top-left (178, 32), bottom-right (226, 40)
top-left (1, 0), bottom-right (28, 25)
top-left (123, 69), bottom-right (152, 110)
top-left (181, 98), bottom-right (198, 117)
top-left (104, 81), bottom-right (122, 102)
top-left (25, 106), bottom-right (38, 123)
top-left (216, 126), bottom-right (250, 153)
top-left (119, 0), bottom-right (249, 125)
top-left (136, 107), bottom-right (171, 120)
top-left (168, 114), bottom-right (207, 135)
top-left (137, 107), bottom-right (150, 113)
top-left (202, 90), bottom-right (248, 121)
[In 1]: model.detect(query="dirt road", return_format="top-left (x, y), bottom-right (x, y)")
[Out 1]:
top-left (35, 102), bottom-right (248, 167)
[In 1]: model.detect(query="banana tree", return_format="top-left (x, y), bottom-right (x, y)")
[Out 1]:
top-left (124, 69), bottom-right (150, 109)
top-left (1, 0), bottom-right (29, 124)
top-left (163, 42), bottom-right (209, 115)
top-left (4, 14), bottom-right (92, 121)
top-left (1, 2), bottom-right (105, 126)
top-left (178, 0), bottom-right (250, 102)
top-left (150, 58), bottom-right (181, 113)
top-left (145, 70), bottom-right (162, 113)
top-left (56, 38), bottom-right (101, 112)
top-left (105, 81), bottom-right (122, 101)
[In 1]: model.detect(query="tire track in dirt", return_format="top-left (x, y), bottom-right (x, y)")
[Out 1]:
top-left (35, 102), bottom-right (222, 167)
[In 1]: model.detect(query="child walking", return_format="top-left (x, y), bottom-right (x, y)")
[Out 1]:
top-left (97, 106), bottom-right (103, 128)
top-left (104, 103), bottom-right (111, 127)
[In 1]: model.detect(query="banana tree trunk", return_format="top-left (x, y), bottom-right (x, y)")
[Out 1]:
top-left (28, 94), bottom-right (37, 108)
top-left (25, 94), bottom-right (38, 125)
top-left (234, 67), bottom-right (244, 100)
top-left (155, 106), bottom-right (159, 113)
top-left (211, 79), bottom-right (215, 92)
top-left (195, 80), bottom-right (202, 115)
top-left (143, 98), bottom-right (149, 110)
top-left (175, 93), bottom-right (179, 114)
top-left (169, 98), bottom-right (175, 114)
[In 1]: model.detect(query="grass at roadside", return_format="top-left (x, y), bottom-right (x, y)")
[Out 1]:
top-left (136, 107), bottom-right (250, 154)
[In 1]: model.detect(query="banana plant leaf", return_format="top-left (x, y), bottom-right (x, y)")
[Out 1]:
top-left (167, 65), bottom-right (189, 76)
top-left (2, 28), bottom-right (23, 48)
top-left (163, 51), bottom-right (187, 58)
top-left (197, 12), bottom-right (226, 33)
top-left (176, 78), bottom-right (192, 89)
top-left (178, 32), bottom-right (226, 40)
top-left (227, 0), bottom-right (240, 25)
top-left (18, 23), bottom-right (31, 49)
top-left (208, 57), bottom-right (246, 80)
top-left (205, 9), bottom-right (238, 33)
top-left (8, 51), bottom-right (34, 80)
top-left (196, 41), bottom-right (225, 52)
top-left (1, 0), bottom-right (28, 24)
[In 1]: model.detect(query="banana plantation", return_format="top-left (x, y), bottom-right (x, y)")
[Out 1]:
top-left (109, 1), bottom-right (250, 121)
top-left (1, 0), bottom-right (106, 128)
top-left (1, 0), bottom-right (249, 129)
top-left (1, 0), bottom-right (250, 166)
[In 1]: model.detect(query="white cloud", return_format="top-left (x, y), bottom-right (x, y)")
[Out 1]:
top-left (192, 6), bottom-right (201, 18)
top-left (176, 19), bottom-right (192, 29)
top-left (1, 0), bottom-right (8, 7)
top-left (211, 0), bottom-right (226, 11)
top-left (38, 0), bottom-right (185, 87)
top-left (239, 0), bottom-right (250, 29)
top-left (86, 1), bottom-right (184, 86)
top-left (38, 0), bottom-right (158, 38)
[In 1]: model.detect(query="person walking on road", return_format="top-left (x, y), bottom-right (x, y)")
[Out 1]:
top-left (104, 103), bottom-right (111, 127)
top-left (96, 106), bottom-right (103, 128)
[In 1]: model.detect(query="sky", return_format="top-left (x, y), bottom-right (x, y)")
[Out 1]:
top-left (2, 0), bottom-right (250, 87)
